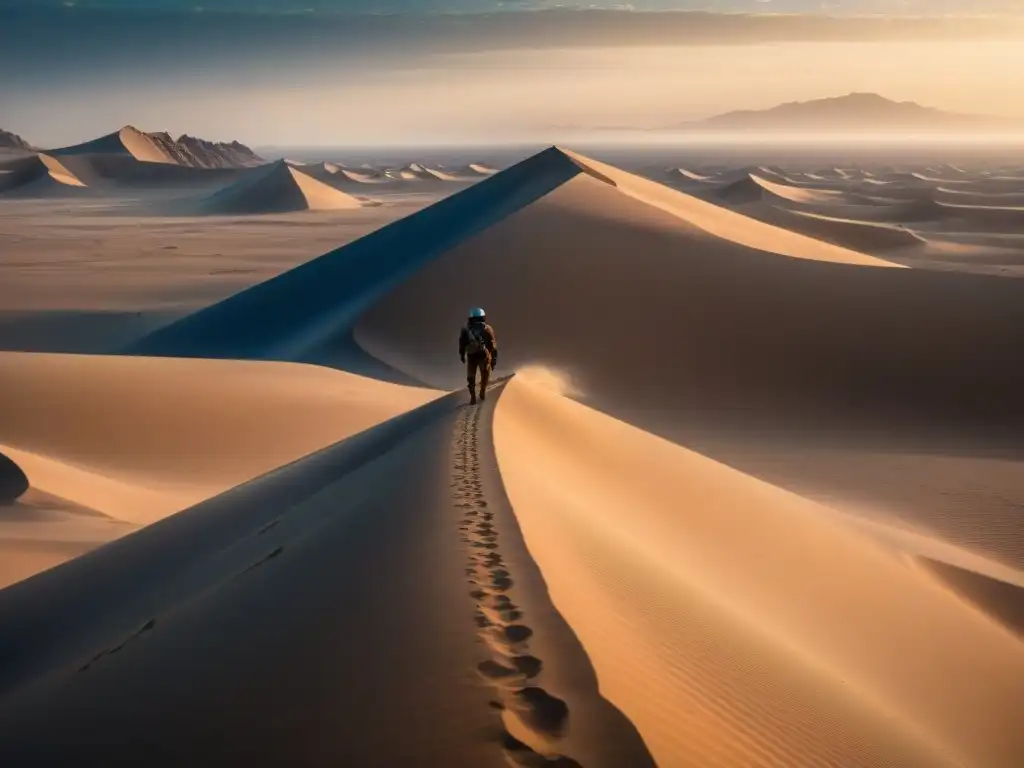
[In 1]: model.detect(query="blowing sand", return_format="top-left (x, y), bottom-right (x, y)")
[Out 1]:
top-left (0, 144), bottom-right (1022, 767)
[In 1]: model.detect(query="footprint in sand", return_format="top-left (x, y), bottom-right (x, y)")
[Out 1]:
top-left (477, 655), bottom-right (543, 683)
top-left (508, 687), bottom-right (571, 737)
top-left (452, 397), bottom-right (581, 766)
top-left (240, 545), bottom-right (284, 575)
top-left (501, 733), bottom-right (583, 768)
top-left (79, 617), bottom-right (158, 671)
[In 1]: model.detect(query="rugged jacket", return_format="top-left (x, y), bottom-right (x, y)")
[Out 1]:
top-left (459, 321), bottom-right (498, 360)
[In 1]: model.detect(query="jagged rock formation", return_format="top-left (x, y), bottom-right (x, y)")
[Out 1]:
top-left (0, 129), bottom-right (32, 151)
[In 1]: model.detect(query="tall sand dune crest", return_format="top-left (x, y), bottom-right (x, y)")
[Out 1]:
top-left (130, 147), bottom-right (1024, 436)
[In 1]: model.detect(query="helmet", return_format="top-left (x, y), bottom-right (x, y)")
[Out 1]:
top-left (469, 307), bottom-right (486, 319)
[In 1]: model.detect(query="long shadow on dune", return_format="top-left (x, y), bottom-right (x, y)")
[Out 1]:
top-left (0, 450), bottom-right (29, 505)
top-left (125, 148), bottom-right (592, 372)
top-left (916, 557), bottom-right (1024, 638)
top-left (0, 310), bottom-right (183, 355)
top-left (115, 146), bottom-right (1024, 575)
top-left (352, 189), bottom-right (1024, 435)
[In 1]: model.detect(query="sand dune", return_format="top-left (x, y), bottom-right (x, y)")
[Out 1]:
top-left (897, 234), bottom-right (1024, 272)
top-left (494, 379), bottom-right (1024, 768)
top-left (0, 352), bottom-right (434, 588)
top-left (397, 162), bottom-right (445, 181)
top-left (48, 125), bottom-right (262, 171)
top-left (50, 126), bottom-right (191, 165)
top-left (1, 130), bottom-right (250, 193)
top-left (802, 197), bottom-right (943, 224)
top-left (915, 557), bottom-right (1024, 638)
top-left (423, 166), bottom-right (475, 182)
top-left (756, 207), bottom-right (925, 251)
top-left (198, 161), bottom-right (364, 214)
top-left (388, 162), bottom-right (480, 183)
top-left (349, 155), bottom-right (1023, 432)
top-left (28, 127), bottom-right (264, 192)
top-left (3, 156), bottom-right (234, 194)
top-left (709, 173), bottom-right (765, 203)
top-left (667, 167), bottom-right (715, 182)
top-left (0, 154), bottom-right (87, 196)
top-left (0, 352), bottom-right (434, 521)
top-left (132, 148), bottom-right (1024, 435)
top-left (935, 186), bottom-right (1024, 206)
top-left (33, 158), bottom-right (243, 194)
top-left (935, 202), bottom-right (1024, 231)
top-left (131, 147), bottom-right (896, 371)
top-left (339, 167), bottom-right (391, 183)
top-left (697, 165), bottom-right (1024, 253)
top-left (0, 381), bottom-right (656, 766)
top-left (749, 174), bottom-right (876, 206)
top-left (710, 172), bottom-right (874, 207)
top-left (299, 161), bottom-right (401, 189)
top-left (3, 145), bottom-right (1024, 766)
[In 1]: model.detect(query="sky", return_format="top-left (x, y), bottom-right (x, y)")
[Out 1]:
top-left (3, 1), bottom-right (1022, 12)
top-left (3, 3), bottom-right (1024, 147)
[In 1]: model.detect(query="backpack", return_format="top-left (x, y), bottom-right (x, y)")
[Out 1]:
top-left (464, 324), bottom-right (488, 356)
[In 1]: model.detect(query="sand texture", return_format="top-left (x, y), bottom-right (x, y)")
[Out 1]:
top-left (1, 145), bottom-right (1022, 767)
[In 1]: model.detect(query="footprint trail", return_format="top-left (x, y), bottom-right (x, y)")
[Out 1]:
top-left (451, 389), bottom-right (583, 767)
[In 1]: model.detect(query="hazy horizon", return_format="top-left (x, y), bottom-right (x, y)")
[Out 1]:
top-left (5, 6), bottom-right (1024, 147)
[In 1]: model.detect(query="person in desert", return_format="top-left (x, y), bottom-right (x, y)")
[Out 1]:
top-left (459, 307), bottom-right (498, 404)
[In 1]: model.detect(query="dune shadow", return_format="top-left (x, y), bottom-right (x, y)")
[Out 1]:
top-left (916, 557), bottom-right (1024, 638)
top-left (0, 310), bottom-right (182, 355)
top-left (0, 451), bottom-right (29, 505)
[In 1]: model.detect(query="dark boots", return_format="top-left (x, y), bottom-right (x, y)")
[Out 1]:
top-left (468, 384), bottom-right (486, 404)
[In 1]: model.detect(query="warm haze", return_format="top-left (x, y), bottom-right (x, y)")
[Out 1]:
top-left (1, 3), bottom-right (1023, 768)
top-left (4, 5), bottom-right (1024, 146)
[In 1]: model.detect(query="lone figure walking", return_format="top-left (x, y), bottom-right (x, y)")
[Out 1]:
top-left (459, 307), bottom-right (498, 405)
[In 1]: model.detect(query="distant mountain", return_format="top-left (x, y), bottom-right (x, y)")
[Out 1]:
top-left (0, 128), bottom-right (33, 151)
top-left (176, 134), bottom-right (264, 169)
top-left (683, 93), bottom-right (1015, 133)
top-left (41, 125), bottom-right (264, 169)
top-left (134, 129), bottom-right (263, 169)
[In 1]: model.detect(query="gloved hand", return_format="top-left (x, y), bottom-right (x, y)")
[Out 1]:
top-left (490, 353), bottom-right (498, 370)
top-left (460, 354), bottom-right (465, 363)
